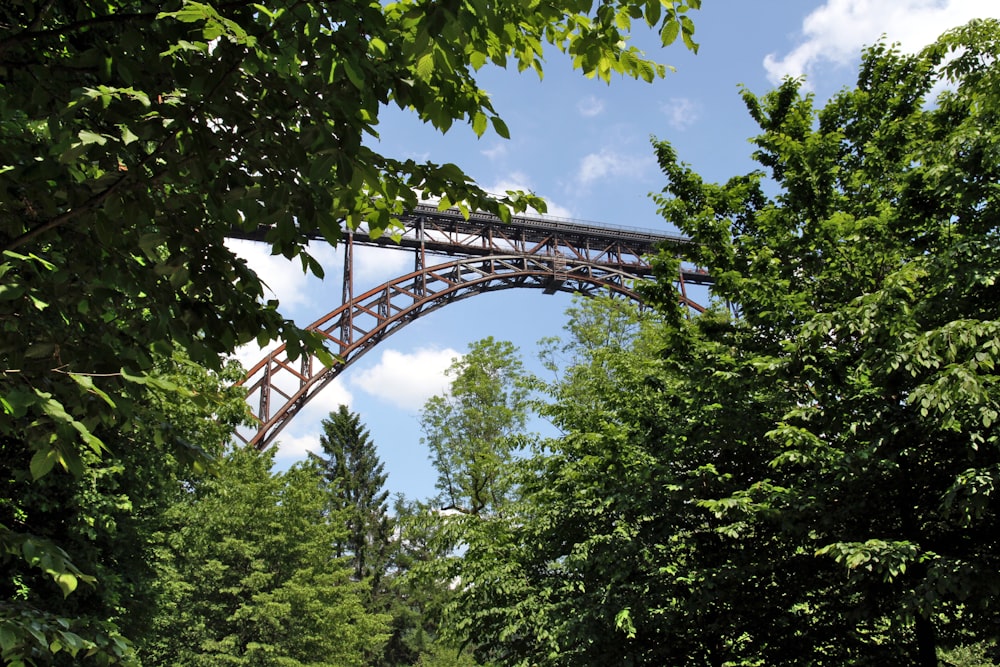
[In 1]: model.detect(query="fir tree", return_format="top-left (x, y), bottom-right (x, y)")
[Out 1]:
top-left (311, 406), bottom-right (392, 587)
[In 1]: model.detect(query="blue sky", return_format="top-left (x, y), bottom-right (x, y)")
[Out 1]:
top-left (230, 0), bottom-right (1000, 501)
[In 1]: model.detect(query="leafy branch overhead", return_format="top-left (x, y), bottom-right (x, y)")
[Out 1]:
top-left (1, 1), bottom-right (699, 663)
top-left (3, 0), bottom-right (700, 255)
top-left (0, 0), bottom-right (700, 474)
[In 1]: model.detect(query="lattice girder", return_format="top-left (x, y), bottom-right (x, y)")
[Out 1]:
top-left (237, 252), bottom-right (704, 449)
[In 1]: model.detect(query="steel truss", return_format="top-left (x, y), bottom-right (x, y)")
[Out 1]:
top-left (236, 206), bottom-right (713, 449)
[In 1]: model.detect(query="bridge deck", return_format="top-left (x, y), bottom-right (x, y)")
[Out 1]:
top-left (233, 204), bottom-right (712, 284)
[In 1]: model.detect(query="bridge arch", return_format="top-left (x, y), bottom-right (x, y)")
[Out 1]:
top-left (235, 206), bottom-right (713, 449)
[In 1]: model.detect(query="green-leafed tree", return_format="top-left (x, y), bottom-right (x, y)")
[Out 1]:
top-left (436, 298), bottom-right (725, 666)
top-left (0, 355), bottom-right (248, 666)
top-left (1, 1), bottom-right (700, 658)
top-left (421, 337), bottom-right (532, 517)
top-left (378, 496), bottom-right (484, 667)
top-left (387, 338), bottom-right (535, 665)
top-left (643, 20), bottom-right (1000, 663)
top-left (142, 447), bottom-right (390, 666)
top-left (0, 0), bottom-right (703, 475)
top-left (440, 20), bottom-right (1000, 666)
top-left (311, 405), bottom-right (392, 588)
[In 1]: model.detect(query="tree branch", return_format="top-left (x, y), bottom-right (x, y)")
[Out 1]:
top-left (5, 171), bottom-right (131, 252)
top-left (4, 51), bottom-right (253, 253)
top-left (0, 0), bottom-right (262, 54)
top-left (0, 10), bottom-right (159, 53)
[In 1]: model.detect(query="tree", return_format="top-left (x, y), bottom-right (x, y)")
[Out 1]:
top-left (142, 447), bottom-right (390, 666)
top-left (1, 1), bottom-right (700, 658)
top-left (421, 337), bottom-right (532, 517)
top-left (436, 298), bottom-right (721, 666)
top-left (402, 337), bottom-right (534, 663)
top-left (440, 19), bottom-right (1000, 666)
top-left (310, 405), bottom-right (392, 587)
top-left (0, 0), bottom-right (703, 477)
top-left (1, 355), bottom-right (249, 665)
top-left (537, 295), bottom-right (652, 430)
top-left (644, 20), bottom-right (1000, 663)
top-left (377, 496), bottom-right (486, 667)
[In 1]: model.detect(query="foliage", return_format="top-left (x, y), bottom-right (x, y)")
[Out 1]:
top-left (420, 337), bottom-right (532, 517)
top-left (940, 642), bottom-right (1000, 667)
top-left (377, 497), bottom-right (484, 667)
top-left (438, 298), bottom-right (710, 666)
top-left (311, 405), bottom-right (392, 587)
top-left (142, 447), bottom-right (390, 666)
top-left (1, 0), bottom-right (699, 659)
top-left (1, 356), bottom-right (247, 666)
top-left (440, 20), bottom-right (1000, 666)
top-left (0, 0), bottom-right (701, 484)
top-left (646, 19), bottom-right (1000, 663)
top-left (537, 295), bottom-right (655, 430)
top-left (395, 336), bottom-right (538, 664)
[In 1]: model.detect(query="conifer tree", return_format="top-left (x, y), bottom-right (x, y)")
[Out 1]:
top-left (311, 406), bottom-right (392, 587)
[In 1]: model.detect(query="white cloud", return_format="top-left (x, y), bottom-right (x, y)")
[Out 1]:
top-left (296, 377), bottom-right (354, 425)
top-left (765, 0), bottom-right (1000, 84)
top-left (351, 347), bottom-right (461, 410)
top-left (353, 244), bottom-right (413, 287)
top-left (230, 338), bottom-right (273, 376)
top-left (576, 149), bottom-right (655, 186)
top-left (226, 238), bottom-right (340, 311)
top-left (577, 95), bottom-right (605, 117)
top-left (273, 431), bottom-right (322, 461)
top-left (226, 239), bottom-right (310, 309)
top-left (537, 200), bottom-right (574, 219)
top-left (661, 97), bottom-right (699, 130)
top-left (481, 142), bottom-right (508, 160)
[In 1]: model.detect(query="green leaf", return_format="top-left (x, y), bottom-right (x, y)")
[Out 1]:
top-left (119, 125), bottom-right (139, 145)
top-left (369, 37), bottom-right (387, 56)
top-left (68, 373), bottom-right (117, 408)
top-left (645, 0), bottom-right (662, 27)
top-left (471, 111), bottom-right (488, 137)
top-left (614, 607), bottom-right (636, 639)
top-left (416, 53), bottom-right (435, 80)
top-left (0, 626), bottom-right (16, 653)
top-left (491, 116), bottom-right (511, 139)
top-left (29, 446), bottom-right (58, 480)
top-left (138, 233), bottom-right (166, 258)
top-left (35, 391), bottom-right (106, 456)
top-left (0, 283), bottom-right (25, 300)
top-left (343, 60), bottom-right (365, 89)
top-left (77, 130), bottom-right (107, 145)
top-left (615, 9), bottom-right (631, 32)
top-left (54, 572), bottom-right (79, 598)
top-left (660, 18), bottom-right (680, 46)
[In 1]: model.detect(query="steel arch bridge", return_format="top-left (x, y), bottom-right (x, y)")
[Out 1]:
top-left (234, 205), bottom-right (713, 449)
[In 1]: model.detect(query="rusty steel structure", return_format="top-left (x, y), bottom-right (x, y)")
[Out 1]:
top-left (235, 204), bottom-right (713, 449)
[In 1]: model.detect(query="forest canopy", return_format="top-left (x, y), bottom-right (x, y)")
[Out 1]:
top-left (5, 3), bottom-right (1000, 666)
top-left (436, 18), bottom-right (1000, 667)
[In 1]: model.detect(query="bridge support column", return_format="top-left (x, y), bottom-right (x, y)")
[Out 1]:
top-left (415, 216), bottom-right (426, 302)
top-left (341, 229), bottom-right (354, 347)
